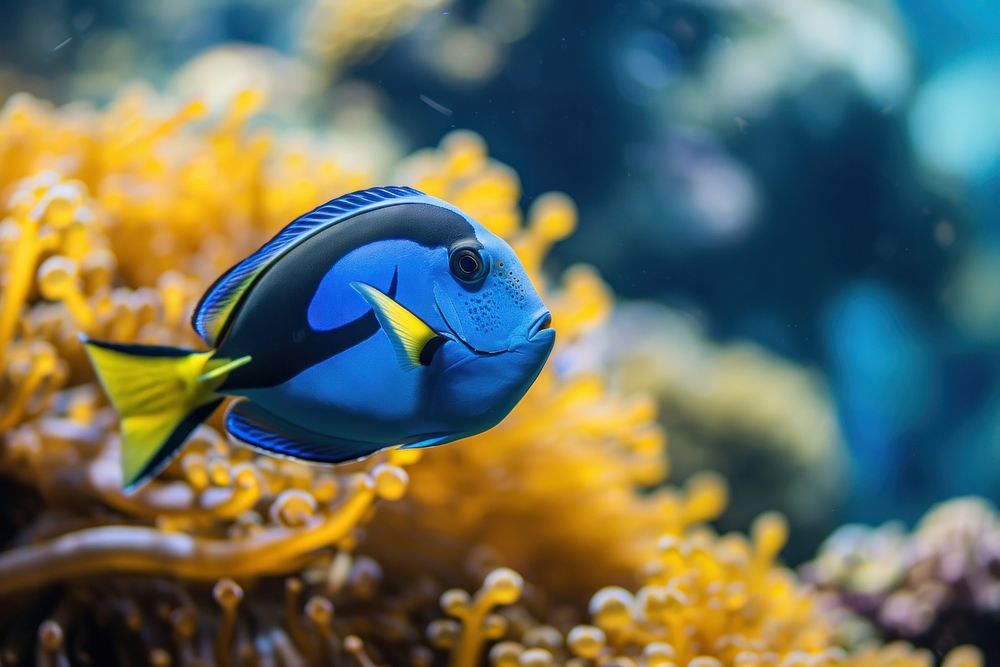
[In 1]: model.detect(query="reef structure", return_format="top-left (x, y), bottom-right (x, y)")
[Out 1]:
top-left (803, 496), bottom-right (1000, 663)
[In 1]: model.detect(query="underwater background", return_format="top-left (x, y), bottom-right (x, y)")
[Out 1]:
top-left (0, 0), bottom-right (999, 665)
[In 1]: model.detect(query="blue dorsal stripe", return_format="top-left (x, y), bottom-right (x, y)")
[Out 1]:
top-left (192, 185), bottom-right (426, 346)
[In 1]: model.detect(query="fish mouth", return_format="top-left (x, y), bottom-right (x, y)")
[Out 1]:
top-left (527, 311), bottom-right (553, 340)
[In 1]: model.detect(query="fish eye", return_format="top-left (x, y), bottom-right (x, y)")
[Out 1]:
top-left (449, 244), bottom-right (487, 283)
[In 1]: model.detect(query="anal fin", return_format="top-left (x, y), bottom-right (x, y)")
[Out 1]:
top-left (225, 400), bottom-right (380, 464)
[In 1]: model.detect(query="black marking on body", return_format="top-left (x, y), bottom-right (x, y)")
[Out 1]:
top-left (214, 202), bottom-right (475, 389)
top-left (418, 336), bottom-right (446, 365)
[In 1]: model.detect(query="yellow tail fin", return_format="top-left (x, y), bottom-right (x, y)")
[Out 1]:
top-left (81, 337), bottom-right (249, 491)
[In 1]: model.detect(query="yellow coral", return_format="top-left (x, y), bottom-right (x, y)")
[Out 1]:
top-left (431, 522), bottom-right (982, 667)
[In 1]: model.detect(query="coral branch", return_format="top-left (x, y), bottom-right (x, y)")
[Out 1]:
top-left (0, 209), bottom-right (39, 370)
top-left (87, 457), bottom-right (262, 521)
top-left (0, 477), bottom-right (377, 595)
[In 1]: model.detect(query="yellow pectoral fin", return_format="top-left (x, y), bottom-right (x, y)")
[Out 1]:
top-left (351, 281), bottom-right (441, 369)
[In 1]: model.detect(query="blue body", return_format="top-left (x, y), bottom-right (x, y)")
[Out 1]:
top-left (201, 187), bottom-right (555, 463)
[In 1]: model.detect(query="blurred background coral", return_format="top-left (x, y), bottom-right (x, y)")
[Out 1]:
top-left (0, 0), bottom-right (998, 665)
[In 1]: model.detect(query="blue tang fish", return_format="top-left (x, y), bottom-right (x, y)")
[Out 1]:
top-left (82, 186), bottom-right (556, 490)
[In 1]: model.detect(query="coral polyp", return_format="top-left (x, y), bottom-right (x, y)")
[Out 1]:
top-left (428, 520), bottom-right (982, 667)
